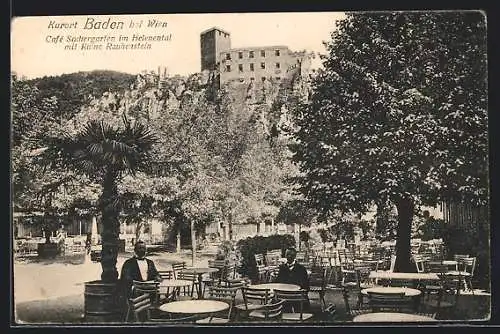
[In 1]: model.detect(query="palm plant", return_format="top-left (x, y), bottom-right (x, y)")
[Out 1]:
top-left (43, 116), bottom-right (157, 282)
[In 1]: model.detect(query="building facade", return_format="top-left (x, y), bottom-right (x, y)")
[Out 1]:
top-left (200, 27), bottom-right (315, 85)
top-left (200, 27), bottom-right (231, 71)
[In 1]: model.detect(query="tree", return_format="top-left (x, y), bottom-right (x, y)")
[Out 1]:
top-left (289, 12), bottom-right (488, 271)
top-left (43, 117), bottom-right (157, 282)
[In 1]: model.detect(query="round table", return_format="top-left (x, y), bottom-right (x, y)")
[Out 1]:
top-left (249, 283), bottom-right (301, 291)
top-left (353, 312), bottom-right (436, 322)
top-left (159, 300), bottom-right (229, 314)
top-left (361, 286), bottom-right (422, 297)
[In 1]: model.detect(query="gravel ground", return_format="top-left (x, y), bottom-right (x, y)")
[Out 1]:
top-left (13, 250), bottom-right (213, 324)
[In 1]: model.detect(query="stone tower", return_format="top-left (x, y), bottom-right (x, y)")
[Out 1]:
top-left (200, 27), bottom-right (231, 71)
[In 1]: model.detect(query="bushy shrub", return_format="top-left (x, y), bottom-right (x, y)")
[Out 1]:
top-left (235, 234), bottom-right (296, 281)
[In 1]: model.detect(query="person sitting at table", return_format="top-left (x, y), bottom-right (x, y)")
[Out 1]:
top-left (120, 240), bottom-right (162, 298)
top-left (274, 247), bottom-right (311, 312)
top-left (275, 247), bottom-right (310, 290)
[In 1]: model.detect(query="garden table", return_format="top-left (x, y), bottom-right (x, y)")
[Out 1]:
top-left (159, 279), bottom-right (193, 300)
top-left (159, 299), bottom-right (229, 314)
top-left (180, 267), bottom-right (219, 299)
top-left (369, 271), bottom-right (440, 281)
top-left (361, 286), bottom-right (421, 297)
top-left (353, 312), bottom-right (436, 322)
top-left (249, 283), bottom-right (301, 292)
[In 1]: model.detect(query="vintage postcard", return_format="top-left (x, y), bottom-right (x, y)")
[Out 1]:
top-left (11, 11), bottom-right (490, 326)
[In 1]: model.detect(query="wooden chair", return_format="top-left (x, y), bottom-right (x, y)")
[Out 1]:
top-left (195, 286), bottom-right (239, 324)
top-left (458, 257), bottom-right (476, 293)
top-left (274, 289), bottom-right (313, 322)
top-left (157, 270), bottom-right (177, 302)
top-left (367, 291), bottom-right (414, 313)
top-left (453, 254), bottom-right (470, 269)
top-left (340, 262), bottom-right (357, 288)
top-left (308, 266), bottom-right (327, 311)
top-left (421, 263), bottom-right (457, 318)
top-left (255, 254), bottom-right (266, 267)
top-left (132, 280), bottom-right (160, 306)
top-left (176, 272), bottom-right (198, 300)
top-left (158, 270), bottom-right (174, 280)
top-left (171, 261), bottom-right (187, 279)
top-left (126, 293), bottom-right (153, 322)
top-left (126, 294), bottom-right (197, 323)
top-left (342, 287), bottom-right (371, 320)
top-left (413, 255), bottom-right (427, 273)
top-left (235, 286), bottom-right (271, 320)
top-left (248, 299), bottom-right (285, 322)
top-left (202, 260), bottom-right (227, 296)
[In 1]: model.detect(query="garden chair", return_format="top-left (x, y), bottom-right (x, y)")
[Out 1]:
top-left (367, 291), bottom-right (415, 313)
top-left (124, 282), bottom-right (159, 322)
top-left (255, 253), bottom-right (271, 283)
top-left (195, 286), bottom-right (239, 324)
top-left (413, 255), bottom-right (427, 273)
top-left (453, 254), bottom-right (470, 269)
top-left (459, 257), bottom-right (476, 293)
top-left (126, 293), bottom-right (198, 323)
top-left (201, 260), bottom-right (227, 296)
top-left (171, 261), bottom-right (187, 279)
top-left (158, 270), bottom-right (174, 280)
top-left (132, 280), bottom-right (160, 306)
top-left (342, 287), bottom-right (371, 321)
top-left (308, 266), bottom-right (327, 311)
top-left (157, 270), bottom-right (177, 301)
top-left (248, 299), bottom-right (285, 322)
top-left (421, 264), bottom-right (457, 318)
top-left (274, 289), bottom-right (313, 322)
top-left (176, 272), bottom-right (198, 300)
top-left (234, 286), bottom-right (271, 320)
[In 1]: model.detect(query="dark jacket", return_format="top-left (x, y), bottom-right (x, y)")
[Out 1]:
top-left (275, 261), bottom-right (310, 290)
top-left (120, 257), bottom-right (161, 297)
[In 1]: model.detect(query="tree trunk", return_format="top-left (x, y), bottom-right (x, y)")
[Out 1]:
top-left (44, 228), bottom-right (52, 244)
top-left (191, 220), bottom-right (196, 266)
top-left (298, 223), bottom-right (301, 251)
top-left (393, 195), bottom-right (415, 273)
top-left (135, 221), bottom-right (143, 242)
top-left (176, 226), bottom-right (181, 253)
top-left (100, 170), bottom-right (120, 282)
top-left (228, 212), bottom-right (233, 241)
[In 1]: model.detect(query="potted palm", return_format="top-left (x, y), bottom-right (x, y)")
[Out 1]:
top-left (43, 116), bottom-right (157, 322)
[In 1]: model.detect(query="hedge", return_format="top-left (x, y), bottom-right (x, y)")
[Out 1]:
top-left (235, 234), bottom-right (296, 282)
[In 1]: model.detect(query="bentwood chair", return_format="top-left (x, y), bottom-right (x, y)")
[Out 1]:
top-left (274, 289), bottom-right (313, 322)
top-left (308, 266), bottom-right (327, 311)
top-left (367, 291), bottom-right (414, 313)
top-left (458, 257), bottom-right (477, 293)
top-left (195, 286), bottom-right (239, 324)
top-left (127, 293), bottom-right (198, 323)
top-left (235, 286), bottom-right (271, 320)
top-left (248, 299), bottom-right (285, 322)
top-left (176, 272), bottom-right (198, 300)
top-left (171, 262), bottom-right (187, 279)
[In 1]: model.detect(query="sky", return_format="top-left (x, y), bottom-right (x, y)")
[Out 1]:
top-left (11, 12), bottom-right (345, 79)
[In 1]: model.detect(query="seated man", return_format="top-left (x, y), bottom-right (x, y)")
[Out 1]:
top-left (274, 247), bottom-right (311, 312)
top-left (275, 247), bottom-right (310, 290)
top-left (120, 241), bottom-right (162, 298)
